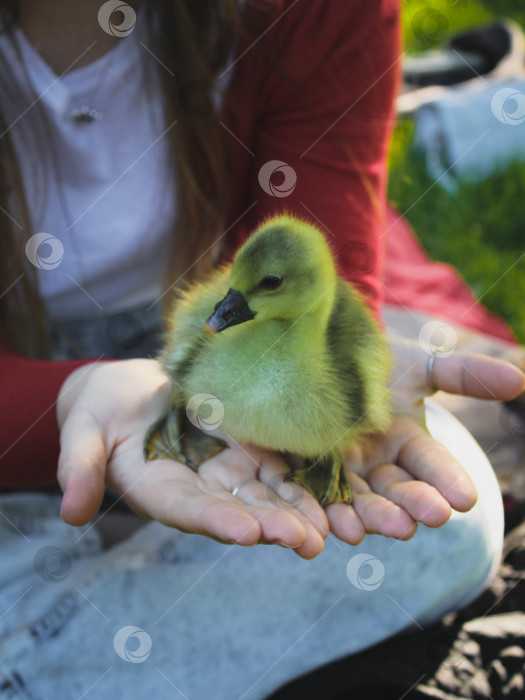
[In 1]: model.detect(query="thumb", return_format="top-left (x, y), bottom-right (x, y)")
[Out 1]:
top-left (58, 411), bottom-right (107, 526)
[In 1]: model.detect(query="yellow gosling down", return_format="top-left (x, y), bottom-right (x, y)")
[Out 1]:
top-left (144, 215), bottom-right (392, 506)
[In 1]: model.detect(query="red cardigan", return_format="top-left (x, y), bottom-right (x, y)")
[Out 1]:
top-left (0, 0), bottom-right (401, 488)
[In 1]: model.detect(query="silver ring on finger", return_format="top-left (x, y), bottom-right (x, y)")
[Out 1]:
top-left (427, 353), bottom-right (438, 393)
top-left (232, 479), bottom-right (255, 497)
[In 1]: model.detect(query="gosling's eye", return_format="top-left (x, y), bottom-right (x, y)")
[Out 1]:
top-left (259, 275), bottom-right (282, 290)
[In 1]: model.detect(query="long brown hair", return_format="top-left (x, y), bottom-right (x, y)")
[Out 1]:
top-left (0, 0), bottom-right (245, 357)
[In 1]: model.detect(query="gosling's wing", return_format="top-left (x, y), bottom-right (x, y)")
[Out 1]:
top-left (327, 279), bottom-right (391, 434)
top-left (160, 265), bottom-right (231, 381)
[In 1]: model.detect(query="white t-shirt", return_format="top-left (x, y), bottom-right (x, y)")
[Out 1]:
top-left (0, 14), bottom-right (176, 320)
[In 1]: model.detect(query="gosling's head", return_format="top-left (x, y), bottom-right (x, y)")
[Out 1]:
top-left (204, 215), bottom-right (337, 334)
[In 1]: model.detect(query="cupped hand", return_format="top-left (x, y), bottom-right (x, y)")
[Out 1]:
top-left (57, 360), bottom-right (328, 559)
top-left (325, 335), bottom-right (525, 545)
top-left (57, 344), bottom-right (525, 557)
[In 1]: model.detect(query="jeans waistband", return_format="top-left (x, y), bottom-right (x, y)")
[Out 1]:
top-left (47, 304), bottom-right (164, 360)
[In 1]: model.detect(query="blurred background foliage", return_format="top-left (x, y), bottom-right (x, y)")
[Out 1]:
top-left (388, 0), bottom-right (525, 341)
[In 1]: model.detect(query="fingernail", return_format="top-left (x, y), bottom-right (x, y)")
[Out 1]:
top-left (275, 540), bottom-right (301, 549)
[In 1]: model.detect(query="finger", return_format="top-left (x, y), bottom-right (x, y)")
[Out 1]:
top-left (250, 506), bottom-right (324, 559)
top-left (256, 459), bottom-right (330, 539)
top-left (367, 463), bottom-right (451, 528)
top-left (58, 411), bottom-right (107, 526)
top-left (432, 353), bottom-right (525, 400)
top-left (226, 479), bottom-right (324, 558)
top-left (397, 427), bottom-right (477, 512)
top-left (349, 473), bottom-right (418, 540)
top-left (116, 446), bottom-right (320, 555)
top-left (112, 465), bottom-right (262, 546)
top-left (200, 444), bottom-right (329, 544)
top-left (133, 472), bottom-right (320, 555)
top-left (325, 503), bottom-right (366, 545)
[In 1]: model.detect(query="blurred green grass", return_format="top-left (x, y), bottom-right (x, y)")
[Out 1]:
top-left (388, 1), bottom-right (525, 342)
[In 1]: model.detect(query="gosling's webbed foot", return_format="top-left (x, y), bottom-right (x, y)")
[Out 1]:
top-left (285, 451), bottom-right (351, 506)
top-left (143, 402), bottom-right (185, 463)
top-left (143, 399), bottom-right (227, 470)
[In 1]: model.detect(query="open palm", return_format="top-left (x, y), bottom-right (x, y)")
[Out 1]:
top-left (58, 347), bottom-right (524, 559)
top-left (58, 360), bottom-right (328, 559)
top-left (325, 336), bottom-right (525, 545)
top-left (108, 437), bottom-right (330, 559)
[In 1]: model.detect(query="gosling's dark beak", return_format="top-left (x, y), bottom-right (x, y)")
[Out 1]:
top-left (204, 288), bottom-right (256, 334)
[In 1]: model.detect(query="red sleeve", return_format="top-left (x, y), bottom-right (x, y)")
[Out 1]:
top-left (0, 345), bottom-right (88, 489)
top-left (2, 1), bottom-right (400, 490)
top-left (222, 0), bottom-right (401, 319)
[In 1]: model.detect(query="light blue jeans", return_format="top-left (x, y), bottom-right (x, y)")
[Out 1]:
top-left (0, 399), bottom-right (503, 700)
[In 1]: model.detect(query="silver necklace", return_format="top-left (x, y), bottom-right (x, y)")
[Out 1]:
top-left (66, 44), bottom-right (122, 125)
top-left (67, 103), bottom-right (102, 124)
top-left (15, 26), bottom-right (121, 125)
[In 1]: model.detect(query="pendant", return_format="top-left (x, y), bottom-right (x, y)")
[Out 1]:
top-left (67, 105), bottom-right (102, 124)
